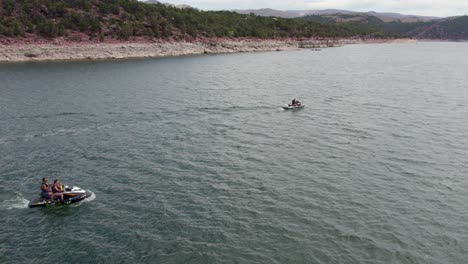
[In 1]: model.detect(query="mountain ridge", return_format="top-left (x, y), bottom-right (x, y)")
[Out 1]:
top-left (233, 8), bottom-right (440, 22)
top-left (0, 1), bottom-right (467, 43)
top-left (0, 0), bottom-right (385, 43)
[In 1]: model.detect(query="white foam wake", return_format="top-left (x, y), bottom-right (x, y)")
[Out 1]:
top-left (2, 192), bottom-right (29, 210)
top-left (84, 191), bottom-right (96, 203)
top-left (70, 191), bottom-right (96, 207)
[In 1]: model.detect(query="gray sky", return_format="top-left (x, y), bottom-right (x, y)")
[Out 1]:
top-left (157, 0), bottom-right (468, 17)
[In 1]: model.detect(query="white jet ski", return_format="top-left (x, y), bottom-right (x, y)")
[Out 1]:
top-left (29, 185), bottom-right (92, 208)
top-left (283, 103), bottom-right (305, 110)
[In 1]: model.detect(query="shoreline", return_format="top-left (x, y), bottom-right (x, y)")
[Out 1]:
top-left (0, 38), bottom-right (415, 63)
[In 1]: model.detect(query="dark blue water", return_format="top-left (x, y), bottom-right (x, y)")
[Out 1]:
top-left (1, 42), bottom-right (468, 263)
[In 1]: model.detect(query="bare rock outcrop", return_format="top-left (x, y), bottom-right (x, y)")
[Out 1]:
top-left (0, 38), bottom-right (399, 63)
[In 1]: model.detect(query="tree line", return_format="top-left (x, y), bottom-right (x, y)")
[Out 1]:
top-left (0, 0), bottom-right (387, 41)
top-left (300, 13), bottom-right (468, 40)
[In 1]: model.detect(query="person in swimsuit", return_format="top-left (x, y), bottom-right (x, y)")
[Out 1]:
top-left (51, 179), bottom-right (64, 202)
top-left (41, 178), bottom-right (52, 199)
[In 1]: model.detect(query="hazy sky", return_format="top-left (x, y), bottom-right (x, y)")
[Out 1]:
top-left (157, 0), bottom-right (468, 17)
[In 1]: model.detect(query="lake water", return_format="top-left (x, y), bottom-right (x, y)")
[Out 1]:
top-left (1, 42), bottom-right (467, 263)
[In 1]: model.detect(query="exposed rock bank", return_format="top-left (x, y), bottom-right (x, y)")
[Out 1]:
top-left (0, 38), bottom-right (409, 63)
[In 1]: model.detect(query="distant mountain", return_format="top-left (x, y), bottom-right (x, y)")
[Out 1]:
top-left (409, 16), bottom-right (468, 39)
top-left (234, 8), bottom-right (468, 40)
top-left (366, 11), bottom-right (438, 22)
top-left (144, 0), bottom-right (193, 9)
top-left (233, 8), bottom-right (353, 19)
top-left (300, 13), bottom-right (468, 40)
top-left (300, 13), bottom-right (423, 37)
top-left (233, 8), bottom-right (439, 22)
top-left (232, 8), bottom-right (308, 18)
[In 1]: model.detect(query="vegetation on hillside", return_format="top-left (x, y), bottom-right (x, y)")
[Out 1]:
top-left (300, 13), bottom-right (468, 39)
top-left (0, 0), bottom-right (390, 41)
top-left (411, 16), bottom-right (468, 39)
top-left (0, 1), bottom-right (466, 41)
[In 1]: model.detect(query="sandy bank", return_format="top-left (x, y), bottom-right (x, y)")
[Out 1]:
top-left (0, 38), bottom-right (412, 63)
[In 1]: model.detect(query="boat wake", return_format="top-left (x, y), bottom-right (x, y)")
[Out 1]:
top-left (70, 190), bottom-right (96, 207)
top-left (1, 192), bottom-right (29, 210)
top-left (83, 191), bottom-right (96, 203)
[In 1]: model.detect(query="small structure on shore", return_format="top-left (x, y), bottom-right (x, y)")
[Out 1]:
top-left (298, 39), bottom-right (341, 49)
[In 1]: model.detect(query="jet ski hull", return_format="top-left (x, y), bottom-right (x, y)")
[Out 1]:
top-left (29, 186), bottom-right (92, 208)
top-left (283, 104), bottom-right (305, 110)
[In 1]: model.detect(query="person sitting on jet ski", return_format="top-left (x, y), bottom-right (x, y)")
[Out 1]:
top-left (51, 179), bottom-right (64, 202)
top-left (290, 99), bottom-right (301, 106)
top-left (41, 178), bottom-right (53, 200)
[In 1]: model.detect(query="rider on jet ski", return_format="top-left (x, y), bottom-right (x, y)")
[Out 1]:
top-left (291, 99), bottom-right (301, 106)
top-left (41, 178), bottom-right (64, 202)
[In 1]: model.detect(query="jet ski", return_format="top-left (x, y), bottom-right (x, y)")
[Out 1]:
top-left (283, 103), bottom-right (305, 110)
top-left (28, 185), bottom-right (92, 208)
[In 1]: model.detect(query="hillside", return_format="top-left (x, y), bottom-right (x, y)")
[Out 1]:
top-left (300, 13), bottom-right (468, 39)
top-left (0, 0), bottom-right (378, 43)
top-left (409, 16), bottom-right (468, 40)
top-left (234, 8), bottom-right (439, 22)
top-left (1, 1), bottom-right (466, 45)
top-left (233, 8), bottom-right (468, 39)
top-left (300, 14), bottom-right (422, 38)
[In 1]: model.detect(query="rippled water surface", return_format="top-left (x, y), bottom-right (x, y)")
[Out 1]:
top-left (1, 42), bottom-right (468, 263)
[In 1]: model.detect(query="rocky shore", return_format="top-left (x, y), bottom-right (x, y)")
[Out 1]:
top-left (0, 38), bottom-right (408, 63)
